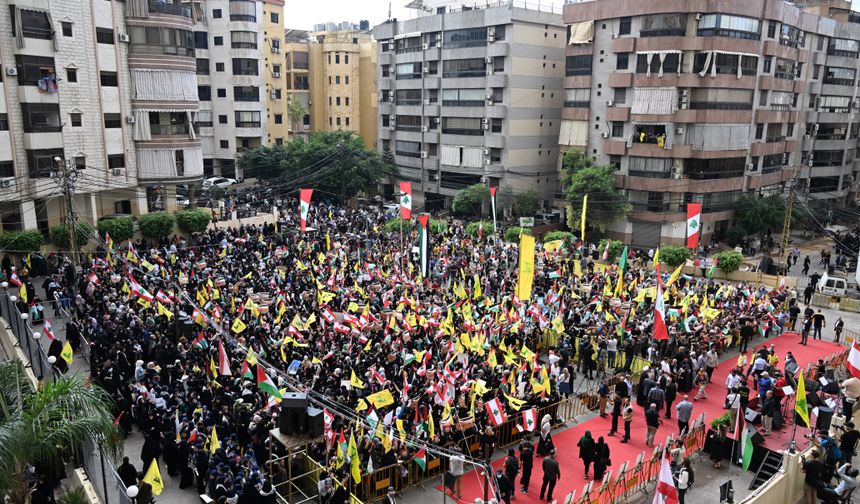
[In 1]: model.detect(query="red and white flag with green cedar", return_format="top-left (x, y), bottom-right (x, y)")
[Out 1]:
top-left (413, 446), bottom-right (427, 471)
top-left (686, 203), bottom-right (702, 249)
top-left (299, 189), bottom-right (313, 232)
top-left (257, 366), bottom-right (282, 399)
top-left (485, 397), bottom-right (507, 426)
top-left (522, 408), bottom-right (537, 432)
top-left (218, 341), bottom-right (232, 376)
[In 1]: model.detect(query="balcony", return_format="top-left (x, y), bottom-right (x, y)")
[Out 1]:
top-left (148, 1), bottom-right (192, 17)
top-left (689, 102), bottom-right (752, 111)
top-left (151, 124), bottom-right (191, 136)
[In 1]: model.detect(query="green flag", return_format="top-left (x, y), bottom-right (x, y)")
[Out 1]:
top-left (707, 257), bottom-right (718, 279)
top-left (618, 245), bottom-right (628, 273)
top-left (741, 427), bottom-right (754, 470)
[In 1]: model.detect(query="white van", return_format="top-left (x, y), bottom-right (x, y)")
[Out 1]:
top-left (819, 276), bottom-right (851, 297)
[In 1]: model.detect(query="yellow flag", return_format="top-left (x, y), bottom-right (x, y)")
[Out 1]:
top-left (60, 340), bottom-right (73, 365)
top-left (231, 318), bottom-right (247, 334)
top-left (19, 284), bottom-right (27, 303)
top-left (142, 459), bottom-right (164, 496)
top-left (209, 426), bottom-right (220, 454)
top-left (246, 347), bottom-right (258, 366)
top-left (336, 441), bottom-right (346, 468)
top-left (157, 302), bottom-right (173, 319)
top-left (573, 260), bottom-right (582, 277)
top-left (516, 234), bottom-right (536, 300)
top-left (243, 272), bottom-right (253, 280)
top-left (350, 369), bottom-right (365, 389)
top-left (473, 274), bottom-right (482, 300)
top-left (396, 419), bottom-right (406, 443)
top-left (580, 194), bottom-right (588, 241)
top-left (487, 350), bottom-right (498, 367)
top-left (666, 264), bottom-right (683, 287)
top-left (504, 392), bottom-right (527, 411)
top-left (209, 356), bottom-right (218, 378)
top-left (796, 371), bottom-right (810, 428)
top-left (348, 433), bottom-right (360, 483)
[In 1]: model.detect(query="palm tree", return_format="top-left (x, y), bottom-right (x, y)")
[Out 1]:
top-left (0, 360), bottom-right (122, 504)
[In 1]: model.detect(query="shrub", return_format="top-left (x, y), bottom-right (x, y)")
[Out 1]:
top-left (715, 250), bottom-right (744, 273)
top-left (503, 227), bottom-right (532, 243)
top-left (383, 218), bottom-right (447, 234)
top-left (97, 217), bottom-right (134, 244)
top-left (175, 209), bottom-right (212, 234)
top-left (428, 219), bottom-right (448, 234)
top-left (466, 221), bottom-right (494, 238)
top-left (452, 184), bottom-right (489, 216)
top-left (596, 239), bottom-right (625, 262)
top-left (139, 212), bottom-right (175, 239)
top-left (710, 412), bottom-right (731, 430)
top-left (660, 245), bottom-right (692, 268)
top-left (543, 231), bottom-right (574, 244)
top-left (58, 488), bottom-right (88, 504)
top-left (50, 224), bottom-right (93, 249)
top-left (0, 230), bottom-right (44, 253)
top-left (724, 227), bottom-right (747, 248)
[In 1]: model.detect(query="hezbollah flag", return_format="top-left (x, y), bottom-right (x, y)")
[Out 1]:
top-left (580, 194), bottom-right (587, 241)
top-left (142, 459), bottom-right (164, 496)
top-left (796, 371), bottom-right (810, 428)
top-left (516, 233), bottom-right (536, 300)
top-left (60, 340), bottom-right (74, 365)
top-left (417, 214), bottom-right (430, 278)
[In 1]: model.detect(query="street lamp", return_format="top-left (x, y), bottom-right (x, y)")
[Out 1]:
top-left (48, 356), bottom-right (56, 365)
top-left (32, 331), bottom-right (40, 340)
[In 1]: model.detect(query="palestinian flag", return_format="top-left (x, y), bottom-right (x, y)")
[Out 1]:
top-left (192, 332), bottom-right (208, 349)
top-left (257, 366), bottom-right (283, 399)
top-left (707, 257), bottom-right (718, 279)
top-left (740, 426), bottom-right (754, 470)
top-left (242, 360), bottom-right (253, 379)
top-left (417, 214), bottom-right (429, 278)
top-left (413, 446), bottom-right (427, 471)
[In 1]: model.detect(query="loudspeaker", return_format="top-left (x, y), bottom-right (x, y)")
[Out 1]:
top-left (279, 409), bottom-right (296, 435)
top-left (816, 406), bottom-right (835, 432)
top-left (281, 392), bottom-right (308, 410)
top-left (748, 427), bottom-right (765, 445)
top-left (824, 381), bottom-right (840, 394)
top-left (306, 407), bottom-right (325, 437)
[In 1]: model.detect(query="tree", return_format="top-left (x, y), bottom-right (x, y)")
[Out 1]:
top-left (175, 209), bottom-right (212, 234)
top-left (735, 194), bottom-right (784, 241)
top-left (382, 148), bottom-right (395, 174)
top-left (597, 239), bottom-right (625, 262)
top-left (0, 360), bottom-right (122, 504)
top-left (287, 99), bottom-right (305, 135)
top-left (465, 221), bottom-right (494, 238)
top-left (452, 184), bottom-right (490, 216)
top-left (96, 217), bottom-right (134, 244)
top-left (543, 231), bottom-right (575, 244)
top-left (660, 246), bottom-right (692, 268)
top-left (139, 212), bottom-right (175, 239)
top-left (235, 144), bottom-right (289, 181)
top-left (513, 190), bottom-right (541, 217)
top-left (495, 186), bottom-right (515, 219)
top-left (561, 150), bottom-right (631, 233)
top-left (503, 227), bottom-right (532, 243)
top-left (715, 250), bottom-right (745, 273)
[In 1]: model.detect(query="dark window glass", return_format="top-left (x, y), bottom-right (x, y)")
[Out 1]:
top-left (96, 27), bottom-right (114, 45)
top-left (104, 113), bottom-right (122, 128)
top-left (99, 71), bottom-right (118, 87)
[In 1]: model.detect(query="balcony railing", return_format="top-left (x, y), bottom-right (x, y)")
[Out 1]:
top-left (640, 29), bottom-right (686, 37)
top-left (235, 121), bottom-right (261, 128)
top-left (632, 202), bottom-right (673, 212)
top-left (827, 48), bottom-right (859, 58)
top-left (395, 125), bottom-right (421, 132)
top-left (148, 1), bottom-right (193, 17)
top-left (396, 150), bottom-right (421, 158)
top-left (24, 123), bottom-right (63, 133)
top-left (689, 101), bottom-right (752, 110)
top-left (395, 99), bottom-right (422, 106)
top-left (824, 77), bottom-right (855, 86)
top-left (765, 135), bottom-right (786, 143)
top-left (230, 14), bottom-right (256, 22)
top-left (770, 104), bottom-right (791, 111)
top-left (442, 100), bottom-right (484, 107)
top-left (442, 70), bottom-right (486, 78)
top-left (395, 73), bottom-right (422, 80)
top-left (441, 128), bottom-right (483, 136)
top-left (395, 45), bottom-right (423, 54)
top-left (814, 133), bottom-right (847, 140)
top-left (564, 101), bottom-right (590, 108)
top-left (628, 170), bottom-right (670, 179)
top-left (687, 169), bottom-right (744, 180)
top-left (761, 164), bottom-right (783, 174)
top-left (150, 124), bottom-right (190, 136)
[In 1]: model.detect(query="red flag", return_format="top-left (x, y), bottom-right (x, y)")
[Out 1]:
top-left (113, 411), bottom-right (125, 429)
top-left (653, 283), bottom-right (669, 340)
top-left (848, 340), bottom-right (860, 378)
top-left (299, 189), bottom-right (313, 232)
top-left (399, 182), bottom-right (412, 220)
top-left (653, 456), bottom-right (678, 504)
top-left (686, 203), bottom-right (702, 249)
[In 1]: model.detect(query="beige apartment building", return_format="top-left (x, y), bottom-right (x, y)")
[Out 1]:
top-left (283, 28), bottom-right (377, 147)
top-left (263, 0), bottom-right (288, 145)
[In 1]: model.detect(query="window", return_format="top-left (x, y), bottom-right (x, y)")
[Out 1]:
top-left (345, 55), bottom-right (349, 64)
top-left (493, 57), bottom-right (504, 73)
top-left (336, 117), bottom-right (341, 126)
top-left (693, 52), bottom-right (757, 76)
top-left (442, 59), bottom-right (486, 78)
top-left (619, 17), bottom-right (631, 35)
top-left (272, 64), bottom-right (281, 74)
top-left (215, 62), bottom-right (224, 72)
top-left (217, 88), bottom-right (226, 98)
top-left (108, 155), bottom-right (125, 169)
top-left (232, 58), bottom-right (258, 75)
top-left (104, 113), bottom-right (121, 128)
top-left (233, 86), bottom-right (259, 102)
top-left (220, 140), bottom-right (229, 149)
top-left (616, 53), bottom-right (629, 70)
top-left (564, 88), bottom-right (591, 108)
top-left (27, 149), bottom-right (64, 178)
top-left (335, 54), bottom-right (340, 64)
top-left (640, 14), bottom-right (687, 37)
top-left (697, 14), bottom-right (761, 40)
top-left (235, 111), bottom-right (261, 127)
top-left (197, 58), bottom-right (210, 75)
top-left (218, 114), bottom-right (228, 124)
top-left (565, 55), bottom-right (593, 76)
top-left (66, 68), bottom-right (77, 83)
top-left (231, 31), bottom-right (257, 49)
top-left (818, 95), bottom-right (851, 113)
top-left (689, 88), bottom-right (753, 110)
top-left (275, 138), bottom-right (283, 146)
top-left (14, 55), bottom-right (55, 86)
top-left (613, 87), bottom-right (627, 104)
top-left (270, 12), bottom-right (279, 23)
top-left (128, 26), bottom-right (195, 57)
top-left (395, 115), bottom-right (421, 131)
top-left (213, 9), bottom-right (222, 18)
top-left (69, 113), bottom-right (81, 127)
top-left (21, 103), bottom-right (61, 132)
top-left (824, 66), bottom-right (855, 86)
top-left (685, 158), bottom-right (746, 180)
top-left (345, 76), bottom-right (349, 84)
top-left (336, 97), bottom-right (341, 106)
top-left (229, 0), bottom-right (256, 22)
top-left (15, 9), bottom-right (52, 39)
top-left (0, 113), bottom-right (7, 131)
top-left (335, 76), bottom-right (340, 84)
top-left (396, 89), bottom-right (423, 106)
top-left (628, 157), bottom-right (672, 178)
top-left (442, 117), bottom-right (483, 135)
top-left (96, 27), bottom-right (114, 44)
top-left (271, 39), bottom-right (280, 52)
top-left (491, 118), bottom-right (502, 133)
top-left (345, 117), bottom-right (350, 126)
top-left (635, 53), bottom-right (680, 74)
top-left (611, 122), bottom-right (624, 138)
top-left (396, 62), bottom-right (423, 80)
top-left (99, 71), bottom-right (118, 87)
top-left (214, 36), bottom-right (223, 46)
top-left (755, 123), bottom-right (763, 139)
top-left (0, 162), bottom-right (13, 178)
top-left (274, 114), bottom-right (282, 124)
top-left (61, 22), bottom-right (72, 37)
top-left (345, 97), bottom-right (350, 106)
top-left (198, 85), bottom-right (211, 101)
top-left (812, 150), bottom-right (844, 167)
top-left (813, 65), bottom-right (820, 80)
top-left (767, 21), bottom-right (777, 39)
top-left (271, 89), bottom-right (281, 99)
top-left (828, 38), bottom-right (860, 58)
top-left (194, 32), bottom-right (208, 49)
top-left (74, 156), bottom-right (86, 170)
top-left (395, 140), bottom-right (421, 158)
top-left (443, 27), bottom-right (488, 49)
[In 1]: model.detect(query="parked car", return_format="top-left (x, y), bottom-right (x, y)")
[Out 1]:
top-left (533, 212), bottom-right (561, 225)
top-left (202, 177), bottom-right (237, 190)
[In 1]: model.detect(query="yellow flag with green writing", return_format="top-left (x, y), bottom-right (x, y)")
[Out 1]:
top-left (60, 341), bottom-right (73, 365)
top-left (142, 459), bottom-right (164, 496)
top-left (795, 371), bottom-right (810, 428)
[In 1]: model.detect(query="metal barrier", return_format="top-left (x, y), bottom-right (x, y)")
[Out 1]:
top-left (80, 437), bottom-right (132, 504)
top-left (0, 292), bottom-right (57, 382)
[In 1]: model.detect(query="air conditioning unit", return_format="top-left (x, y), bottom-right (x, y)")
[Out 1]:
top-left (421, 151), bottom-right (428, 158)
top-left (782, 153), bottom-right (788, 163)
top-left (483, 148), bottom-right (490, 155)
top-left (423, 99), bottom-right (430, 105)
top-left (125, 116), bottom-right (135, 124)
top-left (675, 127), bottom-right (685, 134)
top-left (679, 102), bottom-right (689, 110)
top-left (695, 13), bottom-right (702, 21)
top-left (813, 123), bottom-right (820, 131)
top-left (307, 100), bottom-right (312, 105)
top-left (378, 91), bottom-right (383, 101)
top-left (422, 43), bottom-right (429, 50)
top-left (422, 66), bottom-right (429, 74)
top-left (272, 46), bottom-right (281, 53)
top-left (680, 89), bottom-right (689, 97)
top-left (118, 34), bottom-right (129, 43)
top-left (0, 178), bottom-right (13, 189)
top-left (111, 168), bottom-right (124, 176)
top-left (485, 56), bottom-right (493, 64)
top-left (388, 91), bottom-right (395, 100)
top-left (5, 67), bottom-right (17, 76)
top-left (746, 163), bottom-right (754, 171)
top-left (610, 34), bottom-right (619, 39)
top-left (485, 158), bottom-right (491, 165)
top-left (804, 134), bottom-right (811, 140)
top-left (389, 125), bottom-right (396, 130)
top-left (434, 117), bottom-right (440, 124)
top-left (270, 91), bottom-right (278, 99)
top-left (605, 100), bottom-right (614, 107)
top-left (487, 33), bottom-right (495, 43)
top-left (485, 93), bottom-right (493, 100)
top-left (272, 72), bottom-right (281, 78)
top-left (600, 132), bottom-right (609, 138)
top-left (421, 125), bottom-right (428, 132)
top-left (482, 123), bottom-right (489, 130)
top-left (435, 34), bottom-right (442, 41)
top-left (481, 118), bottom-right (489, 125)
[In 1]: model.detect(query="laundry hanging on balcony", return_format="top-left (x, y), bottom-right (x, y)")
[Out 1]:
top-left (568, 21), bottom-right (593, 45)
top-left (37, 75), bottom-right (58, 93)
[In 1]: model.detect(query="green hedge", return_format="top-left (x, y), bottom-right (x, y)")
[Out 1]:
top-left (503, 227), bottom-right (532, 243)
top-left (383, 218), bottom-right (447, 234)
top-left (0, 230), bottom-right (44, 253)
top-left (139, 212), bottom-right (175, 239)
top-left (659, 245), bottom-right (691, 268)
top-left (715, 250), bottom-right (744, 273)
top-left (50, 224), bottom-right (93, 249)
top-left (97, 217), bottom-right (134, 244)
top-left (465, 221), bottom-right (494, 238)
top-left (175, 209), bottom-right (212, 234)
top-left (597, 239), bottom-right (625, 262)
top-left (543, 231), bottom-right (574, 244)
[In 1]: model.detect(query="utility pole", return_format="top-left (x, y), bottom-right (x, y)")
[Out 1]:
top-left (779, 166), bottom-right (798, 269)
top-left (53, 156), bottom-right (80, 283)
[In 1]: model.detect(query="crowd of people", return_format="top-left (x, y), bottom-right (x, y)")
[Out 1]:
top-left (10, 196), bottom-right (828, 504)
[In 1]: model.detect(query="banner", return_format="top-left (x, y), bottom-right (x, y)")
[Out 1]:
top-left (516, 234), bottom-right (535, 300)
top-left (417, 214), bottom-right (429, 277)
top-left (299, 189), bottom-right (313, 232)
top-left (580, 194), bottom-right (588, 241)
top-left (399, 181), bottom-right (412, 220)
top-left (686, 203), bottom-right (702, 249)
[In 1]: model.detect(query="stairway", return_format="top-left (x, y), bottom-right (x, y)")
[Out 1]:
top-left (749, 450), bottom-right (783, 490)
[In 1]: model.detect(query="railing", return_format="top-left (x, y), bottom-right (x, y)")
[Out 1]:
top-left (827, 48), bottom-right (859, 58)
top-left (640, 29), bottom-right (686, 37)
top-left (148, 1), bottom-right (193, 17)
top-left (442, 71), bottom-right (487, 78)
top-left (80, 437), bottom-right (132, 504)
top-left (689, 101), bottom-right (752, 110)
top-left (442, 100), bottom-right (485, 107)
top-left (765, 135), bottom-right (786, 143)
top-left (563, 100), bottom-right (590, 108)
top-left (0, 291), bottom-right (57, 382)
top-left (150, 124), bottom-right (190, 136)
top-left (824, 77), bottom-right (855, 86)
top-left (395, 99), bottom-right (422, 106)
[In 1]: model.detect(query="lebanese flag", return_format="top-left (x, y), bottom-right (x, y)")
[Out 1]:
top-left (652, 456), bottom-right (678, 504)
top-left (847, 340), bottom-right (860, 378)
top-left (522, 408), bottom-right (537, 432)
top-left (155, 290), bottom-right (173, 305)
top-left (321, 307), bottom-right (336, 324)
top-left (485, 397), bottom-right (507, 426)
top-left (8, 273), bottom-right (22, 287)
top-left (399, 181), bottom-right (412, 219)
top-left (42, 320), bottom-right (55, 341)
top-left (489, 186), bottom-right (498, 232)
top-left (299, 189), bottom-right (313, 232)
top-left (653, 283), bottom-right (669, 340)
top-left (600, 240), bottom-right (611, 261)
top-left (87, 272), bottom-right (101, 285)
top-left (686, 203), bottom-right (702, 249)
top-left (218, 341), bottom-right (232, 376)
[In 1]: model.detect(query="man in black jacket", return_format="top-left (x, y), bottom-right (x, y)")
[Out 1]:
top-left (540, 450), bottom-right (561, 502)
top-left (664, 379), bottom-right (678, 420)
top-left (117, 457), bottom-right (138, 488)
top-left (519, 438), bottom-right (534, 494)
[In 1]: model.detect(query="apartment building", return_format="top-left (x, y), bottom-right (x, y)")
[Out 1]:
top-left (283, 28), bottom-right (378, 147)
top-left (372, 3), bottom-right (566, 211)
top-left (263, 0), bottom-right (288, 145)
top-left (193, 0), bottom-right (267, 179)
top-left (563, 0), bottom-right (860, 247)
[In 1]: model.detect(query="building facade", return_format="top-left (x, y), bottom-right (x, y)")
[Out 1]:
top-left (372, 4), bottom-right (566, 211)
top-left (283, 28), bottom-right (377, 147)
top-left (263, 0), bottom-right (288, 146)
top-left (563, 0), bottom-right (860, 247)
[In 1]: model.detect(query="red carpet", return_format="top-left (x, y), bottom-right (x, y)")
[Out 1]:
top-left (444, 332), bottom-right (845, 502)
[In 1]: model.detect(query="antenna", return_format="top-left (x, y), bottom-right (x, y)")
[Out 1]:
top-left (388, 1), bottom-right (392, 19)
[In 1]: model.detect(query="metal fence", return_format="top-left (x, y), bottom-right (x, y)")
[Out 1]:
top-left (0, 291), bottom-right (58, 383)
top-left (81, 437), bottom-right (133, 504)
